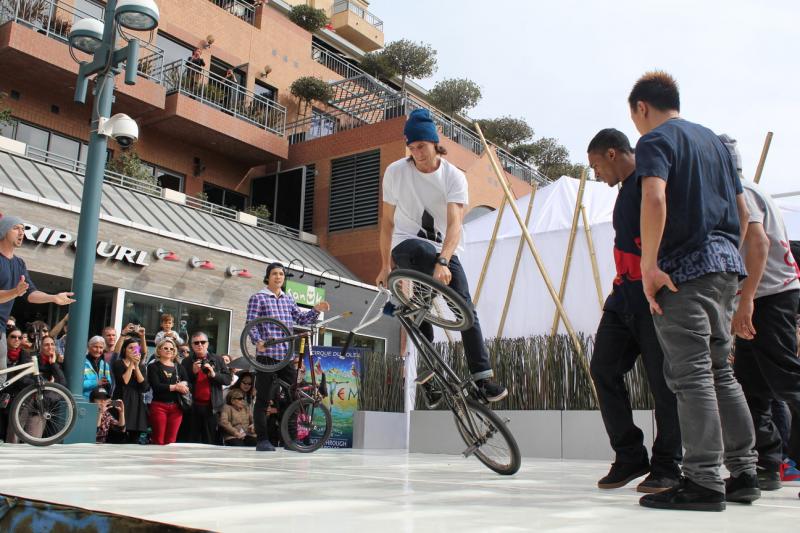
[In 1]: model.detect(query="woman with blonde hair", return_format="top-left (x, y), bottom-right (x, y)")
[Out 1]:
top-left (147, 338), bottom-right (189, 445)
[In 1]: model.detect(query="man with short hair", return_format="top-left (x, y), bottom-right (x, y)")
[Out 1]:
top-left (0, 214), bottom-right (74, 387)
top-left (376, 108), bottom-right (506, 402)
top-left (180, 331), bottom-right (232, 444)
top-left (720, 135), bottom-right (800, 492)
top-left (101, 326), bottom-right (117, 364)
top-left (586, 128), bottom-right (682, 494)
top-left (629, 71), bottom-right (758, 511)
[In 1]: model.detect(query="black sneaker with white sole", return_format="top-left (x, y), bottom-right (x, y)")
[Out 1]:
top-left (476, 380), bottom-right (508, 402)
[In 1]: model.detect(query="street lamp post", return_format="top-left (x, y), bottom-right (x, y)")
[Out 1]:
top-left (63, 0), bottom-right (159, 442)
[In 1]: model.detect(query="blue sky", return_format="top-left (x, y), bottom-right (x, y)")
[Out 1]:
top-left (369, 0), bottom-right (798, 195)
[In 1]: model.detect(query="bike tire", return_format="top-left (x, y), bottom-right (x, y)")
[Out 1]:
top-left (10, 382), bottom-right (76, 446)
top-left (281, 397), bottom-right (332, 453)
top-left (387, 269), bottom-right (474, 331)
top-left (453, 398), bottom-right (521, 475)
top-left (240, 317), bottom-right (294, 373)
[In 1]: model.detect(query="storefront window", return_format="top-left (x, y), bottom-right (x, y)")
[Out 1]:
top-left (322, 329), bottom-right (385, 355)
top-left (120, 290), bottom-right (232, 355)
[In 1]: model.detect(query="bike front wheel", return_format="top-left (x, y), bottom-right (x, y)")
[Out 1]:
top-left (281, 397), bottom-right (332, 453)
top-left (387, 269), bottom-right (474, 331)
top-left (240, 317), bottom-right (294, 373)
top-left (453, 398), bottom-right (521, 475)
top-left (10, 382), bottom-right (76, 446)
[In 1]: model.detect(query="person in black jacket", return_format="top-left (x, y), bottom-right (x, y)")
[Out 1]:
top-left (148, 338), bottom-right (189, 445)
top-left (112, 337), bottom-right (150, 443)
top-left (180, 331), bottom-right (231, 444)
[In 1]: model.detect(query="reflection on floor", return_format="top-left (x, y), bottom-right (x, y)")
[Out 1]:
top-left (0, 444), bottom-right (797, 532)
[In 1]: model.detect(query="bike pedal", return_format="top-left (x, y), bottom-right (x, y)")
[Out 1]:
top-left (415, 371), bottom-right (435, 385)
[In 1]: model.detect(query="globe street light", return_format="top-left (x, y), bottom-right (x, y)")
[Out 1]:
top-left (63, 0), bottom-right (159, 442)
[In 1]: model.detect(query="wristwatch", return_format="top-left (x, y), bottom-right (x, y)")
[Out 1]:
top-left (435, 256), bottom-right (449, 267)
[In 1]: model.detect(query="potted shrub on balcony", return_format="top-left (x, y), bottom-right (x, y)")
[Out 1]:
top-left (290, 76), bottom-right (333, 119)
top-left (288, 4), bottom-right (329, 33)
top-left (105, 151), bottom-right (158, 194)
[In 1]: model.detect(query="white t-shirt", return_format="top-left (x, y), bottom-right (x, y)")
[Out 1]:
top-left (382, 157), bottom-right (468, 254)
top-left (741, 180), bottom-right (800, 299)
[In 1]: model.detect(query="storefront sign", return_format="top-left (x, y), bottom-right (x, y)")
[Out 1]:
top-left (286, 280), bottom-right (326, 306)
top-left (23, 224), bottom-right (150, 267)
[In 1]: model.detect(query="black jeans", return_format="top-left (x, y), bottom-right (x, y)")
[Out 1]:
top-left (391, 239), bottom-right (492, 380)
top-left (254, 364), bottom-right (297, 442)
top-left (590, 310), bottom-right (682, 476)
top-left (734, 289), bottom-right (800, 470)
top-left (186, 402), bottom-right (218, 444)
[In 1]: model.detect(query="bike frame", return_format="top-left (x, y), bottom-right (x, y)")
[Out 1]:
top-left (0, 358), bottom-right (43, 393)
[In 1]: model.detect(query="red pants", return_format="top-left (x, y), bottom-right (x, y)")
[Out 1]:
top-left (149, 401), bottom-right (183, 445)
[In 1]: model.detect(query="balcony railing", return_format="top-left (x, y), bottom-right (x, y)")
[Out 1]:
top-left (160, 60), bottom-right (287, 136)
top-left (207, 0), bottom-right (256, 26)
top-left (332, 0), bottom-right (383, 31)
top-left (0, 0), bottom-right (164, 82)
top-left (311, 44), bottom-right (364, 80)
top-left (17, 143), bottom-right (301, 239)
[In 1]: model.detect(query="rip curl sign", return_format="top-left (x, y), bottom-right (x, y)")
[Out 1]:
top-left (285, 280), bottom-right (325, 306)
top-left (22, 223), bottom-right (150, 267)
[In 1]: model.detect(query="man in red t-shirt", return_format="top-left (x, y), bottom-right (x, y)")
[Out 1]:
top-left (180, 331), bottom-right (231, 444)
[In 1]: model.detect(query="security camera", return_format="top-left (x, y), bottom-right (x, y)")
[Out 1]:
top-left (98, 113), bottom-right (139, 147)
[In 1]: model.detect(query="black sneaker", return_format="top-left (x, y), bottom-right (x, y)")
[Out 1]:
top-left (476, 380), bottom-right (508, 402)
top-left (598, 461), bottom-right (650, 489)
top-left (756, 469), bottom-right (781, 491)
top-left (640, 477), bottom-right (726, 512)
top-left (637, 472), bottom-right (681, 493)
top-left (725, 471), bottom-right (761, 503)
top-left (255, 440), bottom-right (276, 452)
top-left (0, 393), bottom-right (10, 409)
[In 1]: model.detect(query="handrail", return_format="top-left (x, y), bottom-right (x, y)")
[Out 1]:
top-left (311, 44), bottom-right (364, 80)
top-left (207, 0), bottom-right (256, 26)
top-left (332, 0), bottom-right (383, 31)
top-left (160, 59), bottom-right (288, 136)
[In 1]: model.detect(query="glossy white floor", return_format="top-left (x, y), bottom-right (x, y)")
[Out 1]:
top-left (0, 444), bottom-right (798, 532)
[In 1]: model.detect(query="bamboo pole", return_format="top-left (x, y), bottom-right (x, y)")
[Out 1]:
top-left (497, 185), bottom-right (537, 338)
top-left (580, 204), bottom-right (605, 311)
top-left (473, 196), bottom-right (507, 306)
top-left (474, 122), bottom-right (596, 404)
top-left (753, 131), bottom-right (773, 184)
top-left (550, 170), bottom-right (588, 336)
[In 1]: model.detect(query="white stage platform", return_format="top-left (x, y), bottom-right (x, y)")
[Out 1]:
top-left (0, 444), bottom-right (797, 532)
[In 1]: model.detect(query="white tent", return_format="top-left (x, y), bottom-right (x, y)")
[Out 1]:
top-left (445, 176), bottom-right (619, 340)
top-left (776, 194), bottom-right (800, 240)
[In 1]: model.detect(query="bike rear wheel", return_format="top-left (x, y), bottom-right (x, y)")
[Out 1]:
top-left (387, 269), bottom-right (474, 331)
top-left (453, 398), bottom-right (521, 475)
top-left (240, 317), bottom-right (294, 373)
top-left (281, 397), bottom-right (332, 453)
top-left (10, 382), bottom-right (76, 446)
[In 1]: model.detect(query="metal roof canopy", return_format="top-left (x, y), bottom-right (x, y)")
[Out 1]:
top-left (0, 150), bottom-right (359, 285)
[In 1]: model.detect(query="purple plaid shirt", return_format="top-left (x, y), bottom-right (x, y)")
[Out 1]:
top-left (246, 289), bottom-right (319, 357)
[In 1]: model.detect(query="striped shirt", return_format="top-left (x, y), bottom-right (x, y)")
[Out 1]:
top-left (245, 288), bottom-right (319, 357)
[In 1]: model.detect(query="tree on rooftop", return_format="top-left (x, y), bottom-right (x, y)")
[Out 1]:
top-left (427, 78), bottom-right (482, 117)
top-left (475, 116), bottom-right (533, 149)
top-left (290, 76), bottom-right (334, 119)
top-left (381, 39), bottom-right (437, 93)
top-left (360, 51), bottom-right (397, 81)
top-left (511, 137), bottom-right (587, 180)
top-left (288, 5), bottom-right (329, 33)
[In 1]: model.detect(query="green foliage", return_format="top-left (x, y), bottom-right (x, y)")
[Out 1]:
top-left (381, 39), bottom-right (438, 91)
top-left (360, 51), bottom-right (397, 81)
top-left (511, 137), bottom-right (587, 180)
top-left (357, 352), bottom-right (405, 412)
top-left (290, 76), bottom-right (334, 117)
top-left (288, 4), bottom-right (329, 32)
top-left (475, 116), bottom-right (533, 149)
top-left (105, 151), bottom-right (158, 193)
top-left (0, 92), bottom-right (12, 127)
top-left (426, 78), bottom-right (482, 116)
top-left (417, 335), bottom-right (653, 411)
top-left (246, 204), bottom-right (271, 220)
top-left (195, 191), bottom-right (209, 202)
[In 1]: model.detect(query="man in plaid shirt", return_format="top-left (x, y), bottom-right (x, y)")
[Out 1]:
top-left (247, 262), bottom-right (330, 452)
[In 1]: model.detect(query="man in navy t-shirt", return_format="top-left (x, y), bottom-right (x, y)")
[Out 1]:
top-left (587, 129), bottom-right (681, 494)
top-left (629, 71), bottom-right (758, 512)
top-left (0, 214), bottom-right (75, 389)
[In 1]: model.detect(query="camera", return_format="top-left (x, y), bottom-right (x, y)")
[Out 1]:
top-left (97, 113), bottom-right (139, 147)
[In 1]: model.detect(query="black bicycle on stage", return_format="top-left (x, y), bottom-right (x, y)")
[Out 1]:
top-left (385, 269), bottom-right (521, 475)
top-left (239, 295), bottom-right (387, 453)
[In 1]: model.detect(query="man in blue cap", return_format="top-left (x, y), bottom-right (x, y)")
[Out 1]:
top-left (376, 109), bottom-right (507, 402)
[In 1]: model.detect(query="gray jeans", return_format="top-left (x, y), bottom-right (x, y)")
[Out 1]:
top-left (0, 329), bottom-right (6, 386)
top-left (653, 272), bottom-right (757, 492)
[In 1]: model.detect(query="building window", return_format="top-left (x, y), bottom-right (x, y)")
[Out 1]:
top-left (204, 182), bottom-right (247, 212)
top-left (156, 32), bottom-right (194, 67)
top-left (250, 166), bottom-right (310, 231)
top-left (329, 150), bottom-right (380, 232)
top-left (140, 161), bottom-right (185, 192)
top-left (322, 329), bottom-right (386, 355)
top-left (309, 108), bottom-right (336, 140)
top-left (73, 0), bottom-right (104, 20)
top-left (254, 80), bottom-right (277, 102)
top-left (119, 290), bottom-right (232, 356)
top-left (303, 164), bottom-right (315, 233)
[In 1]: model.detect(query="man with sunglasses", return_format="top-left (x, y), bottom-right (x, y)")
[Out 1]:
top-left (180, 331), bottom-right (231, 444)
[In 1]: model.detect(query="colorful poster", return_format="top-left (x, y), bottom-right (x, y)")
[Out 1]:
top-left (311, 346), bottom-right (362, 448)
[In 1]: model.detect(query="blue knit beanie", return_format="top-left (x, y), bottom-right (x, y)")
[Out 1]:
top-left (404, 109), bottom-right (439, 145)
